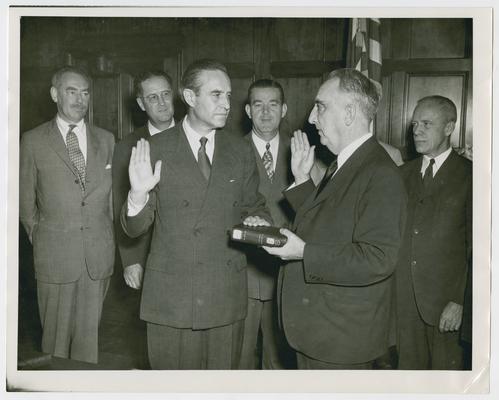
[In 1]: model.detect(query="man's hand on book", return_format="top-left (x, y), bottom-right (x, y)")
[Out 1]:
top-left (263, 228), bottom-right (305, 260)
top-left (243, 216), bottom-right (271, 227)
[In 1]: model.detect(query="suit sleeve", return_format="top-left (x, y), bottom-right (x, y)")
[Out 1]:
top-left (113, 140), bottom-right (152, 268)
top-left (19, 134), bottom-right (38, 243)
top-left (303, 166), bottom-right (407, 286)
top-left (239, 141), bottom-right (273, 224)
top-left (284, 179), bottom-right (315, 211)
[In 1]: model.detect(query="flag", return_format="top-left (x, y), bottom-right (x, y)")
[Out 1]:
top-left (347, 18), bottom-right (382, 96)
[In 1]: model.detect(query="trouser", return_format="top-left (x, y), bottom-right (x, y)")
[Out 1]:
top-left (296, 352), bottom-right (374, 370)
top-left (239, 297), bottom-right (296, 369)
top-left (37, 270), bottom-right (110, 364)
top-left (397, 286), bottom-right (464, 369)
top-left (146, 319), bottom-right (244, 369)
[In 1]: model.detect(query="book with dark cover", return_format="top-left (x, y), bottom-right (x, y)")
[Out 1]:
top-left (228, 224), bottom-right (288, 247)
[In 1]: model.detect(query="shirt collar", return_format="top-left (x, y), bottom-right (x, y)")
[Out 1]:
top-left (251, 130), bottom-right (279, 157)
top-left (56, 115), bottom-right (85, 135)
top-left (148, 119), bottom-right (175, 136)
top-left (182, 117), bottom-right (216, 144)
top-left (337, 133), bottom-right (372, 170)
top-left (421, 146), bottom-right (452, 176)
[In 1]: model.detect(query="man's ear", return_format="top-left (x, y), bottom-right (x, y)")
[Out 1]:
top-left (136, 97), bottom-right (146, 112)
top-left (50, 86), bottom-right (58, 103)
top-left (281, 103), bottom-right (288, 119)
top-left (183, 88), bottom-right (197, 108)
top-left (444, 121), bottom-right (456, 137)
top-left (244, 104), bottom-right (252, 120)
top-left (344, 103), bottom-right (356, 126)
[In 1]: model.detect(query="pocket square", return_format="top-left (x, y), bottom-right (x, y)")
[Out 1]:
top-left (229, 179), bottom-right (236, 182)
top-left (105, 164), bottom-right (112, 170)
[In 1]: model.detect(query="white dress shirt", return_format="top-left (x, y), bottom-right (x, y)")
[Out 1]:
top-left (420, 147), bottom-right (452, 177)
top-left (56, 115), bottom-right (87, 162)
top-left (147, 119), bottom-right (175, 136)
top-left (335, 133), bottom-right (372, 174)
top-left (127, 117), bottom-right (216, 216)
top-left (251, 131), bottom-right (279, 170)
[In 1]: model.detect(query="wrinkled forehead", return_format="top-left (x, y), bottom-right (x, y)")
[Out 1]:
top-left (249, 87), bottom-right (283, 103)
top-left (197, 69), bottom-right (231, 92)
top-left (58, 72), bottom-right (89, 89)
top-left (140, 76), bottom-right (172, 94)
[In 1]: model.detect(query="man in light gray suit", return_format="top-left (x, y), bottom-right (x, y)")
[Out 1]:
top-left (20, 66), bottom-right (115, 364)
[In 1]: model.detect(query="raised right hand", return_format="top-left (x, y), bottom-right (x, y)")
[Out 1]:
top-left (291, 130), bottom-right (315, 185)
top-left (129, 139), bottom-right (162, 200)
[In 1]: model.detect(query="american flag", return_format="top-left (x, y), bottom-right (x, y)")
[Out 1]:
top-left (347, 18), bottom-right (382, 96)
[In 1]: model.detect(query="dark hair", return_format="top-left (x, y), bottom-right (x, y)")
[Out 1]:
top-left (179, 59), bottom-right (228, 102)
top-left (327, 68), bottom-right (381, 122)
top-left (417, 95), bottom-right (458, 123)
top-left (51, 66), bottom-right (91, 88)
top-left (134, 70), bottom-right (173, 98)
top-left (247, 79), bottom-right (285, 104)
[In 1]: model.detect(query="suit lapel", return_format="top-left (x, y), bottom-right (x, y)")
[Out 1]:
top-left (165, 124), bottom-right (207, 189)
top-left (84, 125), bottom-right (101, 194)
top-left (197, 130), bottom-right (234, 223)
top-left (46, 119), bottom-right (79, 179)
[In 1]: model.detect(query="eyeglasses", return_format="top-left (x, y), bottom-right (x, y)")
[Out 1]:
top-left (142, 91), bottom-right (172, 104)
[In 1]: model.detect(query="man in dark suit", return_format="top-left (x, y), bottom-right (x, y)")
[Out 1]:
top-left (264, 68), bottom-right (407, 369)
top-left (112, 71), bottom-right (175, 291)
top-left (395, 95), bottom-right (472, 370)
top-left (121, 59), bottom-right (272, 369)
top-left (19, 66), bottom-right (115, 364)
top-left (239, 79), bottom-right (295, 369)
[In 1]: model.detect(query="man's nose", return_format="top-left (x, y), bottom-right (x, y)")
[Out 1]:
top-left (308, 106), bottom-right (317, 124)
top-left (220, 94), bottom-right (230, 110)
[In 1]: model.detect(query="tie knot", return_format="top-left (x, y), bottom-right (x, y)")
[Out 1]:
top-left (200, 136), bottom-right (208, 148)
top-left (327, 160), bottom-right (338, 175)
top-left (265, 142), bottom-right (271, 151)
top-left (429, 158), bottom-right (435, 166)
top-left (68, 124), bottom-right (77, 134)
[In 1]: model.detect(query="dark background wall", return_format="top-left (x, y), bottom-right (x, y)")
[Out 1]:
top-left (18, 17), bottom-right (472, 344)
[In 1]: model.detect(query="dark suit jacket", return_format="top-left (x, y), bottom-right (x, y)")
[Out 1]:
top-left (244, 133), bottom-right (294, 301)
top-left (279, 137), bottom-right (407, 364)
top-left (396, 150), bottom-right (472, 326)
top-left (112, 125), bottom-right (167, 269)
top-left (20, 118), bottom-right (115, 284)
top-left (121, 123), bottom-right (271, 329)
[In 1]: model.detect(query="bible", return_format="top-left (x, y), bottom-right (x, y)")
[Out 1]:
top-left (228, 223), bottom-right (287, 247)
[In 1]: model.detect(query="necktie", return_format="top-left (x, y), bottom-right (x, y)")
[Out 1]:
top-left (66, 124), bottom-right (86, 192)
top-left (422, 158), bottom-right (435, 189)
top-left (262, 142), bottom-right (274, 181)
top-left (315, 159), bottom-right (338, 198)
top-left (198, 136), bottom-right (211, 181)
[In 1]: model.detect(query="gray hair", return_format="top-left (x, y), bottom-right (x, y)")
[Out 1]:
top-left (416, 95), bottom-right (457, 123)
top-left (51, 66), bottom-right (91, 88)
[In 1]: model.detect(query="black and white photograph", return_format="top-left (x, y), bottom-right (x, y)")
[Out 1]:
top-left (3, 2), bottom-right (494, 396)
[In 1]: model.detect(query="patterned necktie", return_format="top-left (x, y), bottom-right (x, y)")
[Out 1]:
top-left (262, 142), bottom-right (274, 182)
top-left (315, 159), bottom-right (338, 198)
top-left (422, 158), bottom-right (435, 189)
top-left (198, 136), bottom-right (211, 181)
top-left (66, 124), bottom-right (86, 192)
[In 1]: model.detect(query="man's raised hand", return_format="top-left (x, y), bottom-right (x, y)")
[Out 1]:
top-left (129, 139), bottom-right (162, 204)
top-left (291, 130), bottom-right (315, 185)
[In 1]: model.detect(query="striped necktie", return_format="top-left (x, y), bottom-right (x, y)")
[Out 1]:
top-left (66, 124), bottom-right (86, 192)
top-left (315, 159), bottom-right (338, 198)
top-left (262, 142), bottom-right (274, 182)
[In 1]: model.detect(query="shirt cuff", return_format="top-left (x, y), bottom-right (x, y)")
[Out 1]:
top-left (286, 181), bottom-right (297, 191)
top-left (127, 192), bottom-right (149, 216)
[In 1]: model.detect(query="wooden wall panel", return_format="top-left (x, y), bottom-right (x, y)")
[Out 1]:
top-left (411, 19), bottom-right (467, 59)
top-left (272, 18), bottom-right (324, 61)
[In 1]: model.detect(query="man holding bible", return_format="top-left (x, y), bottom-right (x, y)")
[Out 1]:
top-left (264, 68), bottom-right (407, 369)
top-left (121, 59), bottom-right (271, 369)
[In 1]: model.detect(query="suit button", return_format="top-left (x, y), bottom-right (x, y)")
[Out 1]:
top-left (302, 298), bottom-right (310, 305)
top-left (182, 200), bottom-right (189, 207)
top-left (233, 201), bottom-right (238, 207)
top-left (227, 259), bottom-right (232, 266)
top-left (80, 226), bottom-right (84, 231)
top-left (411, 260), bottom-right (417, 266)
top-left (74, 179), bottom-right (79, 184)
top-left (193, 228), bottom-right (200, 236)
top-left (413, 228), bottom-right (419, 235)
top-left (81, 201), bottom-right (86, 206)
top-left (196, 298), bottom-right (204, 306)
